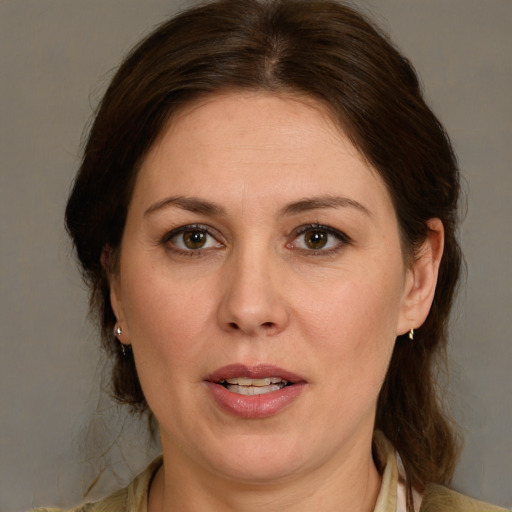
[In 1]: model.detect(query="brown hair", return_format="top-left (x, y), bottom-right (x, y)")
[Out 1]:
top-left (65, 0), bottom-right (462, 506)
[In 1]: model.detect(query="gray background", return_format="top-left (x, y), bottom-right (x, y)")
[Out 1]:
top-left (1, 1), bottom-right (511, 510)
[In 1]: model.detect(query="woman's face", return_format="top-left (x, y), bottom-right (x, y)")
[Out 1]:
top-left (111, 92), bottom-right (431, 484)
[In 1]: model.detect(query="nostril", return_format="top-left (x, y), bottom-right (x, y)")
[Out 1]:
top-left (229, 322), bottom-right (239, 330)
top-left (262, 322), bottom-right (275, 329)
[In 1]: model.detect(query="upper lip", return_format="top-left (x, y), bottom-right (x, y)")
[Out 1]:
top-left (206, 364), bottom-right (306, 384)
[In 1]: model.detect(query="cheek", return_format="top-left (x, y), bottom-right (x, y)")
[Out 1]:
top-left (295, 267), bottom-right (403, 387)
top-left (120, 259), bottom-right (216, 375)
top-left (299, 268), bottom-right (403, 338)
top-left (298, 282), bottom-right (400, 435)
top-left (118, 263), bottom-right (222, 431)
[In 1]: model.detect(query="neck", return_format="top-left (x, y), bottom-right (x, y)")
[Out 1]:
top-left (148, 431), bottom-right (382, 512)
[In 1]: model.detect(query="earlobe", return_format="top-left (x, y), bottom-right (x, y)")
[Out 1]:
top-left (397, 218), bottom-right (444, 336)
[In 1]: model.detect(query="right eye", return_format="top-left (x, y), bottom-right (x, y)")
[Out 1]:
top-left (163, 225), bottom-right (223, 253)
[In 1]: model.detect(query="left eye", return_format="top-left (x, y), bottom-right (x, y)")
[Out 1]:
top-left (165, 226), bottom-right (222, 251)
top-left (290, 226), bottom-right (349, 252)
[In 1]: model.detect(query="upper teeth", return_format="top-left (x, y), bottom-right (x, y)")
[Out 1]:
top-left (224, 377), bottom-right (287, 386)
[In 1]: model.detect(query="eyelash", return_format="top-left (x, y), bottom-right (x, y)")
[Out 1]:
top-left (288, 224), bottom-right (352, 256)
top-left (161, 224), bottom-right (222, 257)
top-left (160, 223), bottom-right (352, 257)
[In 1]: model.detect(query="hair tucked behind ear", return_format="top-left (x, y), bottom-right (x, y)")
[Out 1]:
top-left (65, 1), bottom-right (462, 507)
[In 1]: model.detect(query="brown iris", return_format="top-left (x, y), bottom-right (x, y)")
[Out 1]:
top-left (183, 230), bottom-right (207, 249)
top-left (304, 230), bottom-right (328, 249)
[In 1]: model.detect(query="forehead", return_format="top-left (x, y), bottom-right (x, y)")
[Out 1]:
top-left (134, 91), bottom-right (392, 216)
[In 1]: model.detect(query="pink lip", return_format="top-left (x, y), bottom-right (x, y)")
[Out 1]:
top-left (205, 364), bottom-right (307, 419)
top-left (206, 364), bottom-right (305, 383)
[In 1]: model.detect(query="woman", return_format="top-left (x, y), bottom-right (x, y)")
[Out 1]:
top-left (36, 0), bottom-right (506, 510)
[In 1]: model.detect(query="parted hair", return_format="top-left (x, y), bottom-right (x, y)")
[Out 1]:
top-left (65, 0), bottom-right (462, 508)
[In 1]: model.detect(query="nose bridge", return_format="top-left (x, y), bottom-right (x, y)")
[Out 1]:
top-left (218, 238), bottom-right (289, 336)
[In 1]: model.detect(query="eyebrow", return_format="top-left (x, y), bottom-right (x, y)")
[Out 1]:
top-left (279, 196), bottom-right (372, 217)
top-left (144, 194), bottom-right (371, 218)
top-left (144, 196), bottom-right (226, 217)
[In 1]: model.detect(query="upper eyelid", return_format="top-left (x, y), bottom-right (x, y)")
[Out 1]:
top-left (285, 224), bottom-right (352, 257)
top-left (163, 224), bottom-right (217, 239)
top-left (161, 224), bottom-right (225, 255)
top-left (292, 224), bottom-right (351, 241)
top-left (160, 224), bottom-right (225, 250)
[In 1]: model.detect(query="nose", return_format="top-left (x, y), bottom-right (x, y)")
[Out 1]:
top-left (217, 246), bottom-right (290, 337)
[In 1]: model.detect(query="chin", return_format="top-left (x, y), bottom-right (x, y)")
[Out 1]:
top-left (206, 435), bottom-right (308, 484)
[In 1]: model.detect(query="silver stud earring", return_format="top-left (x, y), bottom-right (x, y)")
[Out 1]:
top-left (409, 328), bottom-right (415, 340)
top-left (114, 325), bottom-right (127, 356)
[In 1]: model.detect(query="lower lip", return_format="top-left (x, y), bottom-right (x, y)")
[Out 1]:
top-left (205, 382), bottom-right (306, 419)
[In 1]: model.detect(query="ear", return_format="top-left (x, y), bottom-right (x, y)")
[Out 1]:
top-left (397, 218), bottom-right (444, 336)
top-left (101, 246), bottom-right (131, 344)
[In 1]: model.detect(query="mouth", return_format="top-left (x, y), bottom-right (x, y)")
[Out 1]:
top-left (220, 377), bottom-right (292, 395)
top-left (205, 364), bottom-right (306, 418)
top-left (206, 364), bottom-right (305, 395)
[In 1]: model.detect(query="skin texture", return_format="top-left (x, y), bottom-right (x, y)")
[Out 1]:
top-left (110, 92), bottom-right (443, 512)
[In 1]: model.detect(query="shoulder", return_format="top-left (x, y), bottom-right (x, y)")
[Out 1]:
top-left (30, 487), bottom-right (128, 512)
top-left (30, 456), bottom-right (163, 512)
top-left (420, 484), bottom-right (508, 512)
